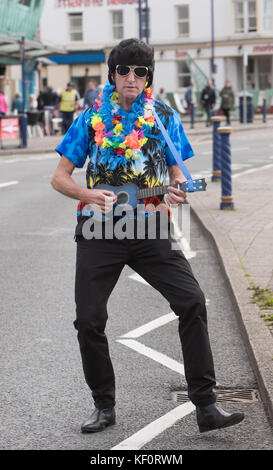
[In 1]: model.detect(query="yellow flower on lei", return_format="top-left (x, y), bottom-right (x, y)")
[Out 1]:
top-left (125, 149), bottom-right (133, 159)
top-left (113, 123), bottom-right (123, 134)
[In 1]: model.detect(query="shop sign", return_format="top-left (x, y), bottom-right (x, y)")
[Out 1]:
top-left (176, 51), bottom-right (186, 58)
top-left (56, 0), bottom-right (139, 6)
top-left (56, 0), bottom-right (103, 6)
top-left (0, 118), bottom-right (19, 140)
top-left (253, 45), bottom-right (273, 53)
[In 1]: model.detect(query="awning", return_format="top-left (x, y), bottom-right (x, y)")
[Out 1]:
top-left (48, 52), bottom-right (105, 65)
top-left (0, 34), bottom-right (66, 65)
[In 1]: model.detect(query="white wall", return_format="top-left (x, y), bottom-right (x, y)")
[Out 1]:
top-left (39, 0), bottom-right (273, 94)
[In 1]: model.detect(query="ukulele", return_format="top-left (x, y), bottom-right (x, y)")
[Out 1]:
top-left (81, 178), bottom-right (206, 221)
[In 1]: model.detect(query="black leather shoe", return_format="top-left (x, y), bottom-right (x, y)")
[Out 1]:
top-left (196, 403), bottom-right (244, 433)
top-left (81, 407), bottom-right (116, 433)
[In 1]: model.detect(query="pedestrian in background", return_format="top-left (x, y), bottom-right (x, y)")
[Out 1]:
top-left (156, 87), bottom-right (167, 103)
top-left (201, 80), bottom-right (216, 126)
top-left (43, 86), bottom-right (59, 110)
top-left (12, 93), bottom-right (23, 114)
top-left (0, 90), bottom-right (8, 115)
top-left (28, 94), bottom-right (38, 110)
top-left (60, 82), bottom-right (78, 134)
top-left (184, 81), bottom-right (196, 128)
top-left (83, 79), bottom-right (100, 110)
top-left (220, 80), bottom-right (234, 125)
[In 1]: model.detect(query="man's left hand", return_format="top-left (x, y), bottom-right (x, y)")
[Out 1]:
top-left (165, 185), bottom-right (187, 206)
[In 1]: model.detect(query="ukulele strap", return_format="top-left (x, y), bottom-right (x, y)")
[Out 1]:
top-left (153, 110), bottom-right (194, 192)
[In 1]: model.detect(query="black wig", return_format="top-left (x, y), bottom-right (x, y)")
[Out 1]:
top-left (107, 38), bottom-right (155, 87)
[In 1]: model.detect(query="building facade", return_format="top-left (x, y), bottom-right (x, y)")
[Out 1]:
top-left (39, 0), bottom-right (273, 99)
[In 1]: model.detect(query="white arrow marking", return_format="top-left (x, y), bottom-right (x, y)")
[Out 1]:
top-left (111, 401), bottom-right (195, 450)
top-left (120, 312), bottom-right (177, 339)
top-left (117, 339), bottom-right (185, 376)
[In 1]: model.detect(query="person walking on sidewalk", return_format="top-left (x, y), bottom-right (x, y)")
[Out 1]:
top-left (59, 82), bottom-right (78, 134)
top-left (184, 81), bottom-right (196, 128)
top-left (51, 38), bottom-right (244, 435)
top-left (83, 79), bottom-right (100, 109)
top-left (0, 90), bottom-right (8, 116)
top-left (220, 80), bottom-right (234, 125)
top-left (201, 80), bottom-right (216, 126)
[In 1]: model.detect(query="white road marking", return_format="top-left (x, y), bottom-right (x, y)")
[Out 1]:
top-left (128, 272), bottom-right (149, 286)
top-left (0, 180), bottom-right (18, 188)
top-left (121, 312), bottom-right (177, 339)
top-left (231, 163), bottom-right (251, 170)
top-left (172, 215), bottom-right (197, 260)
top-left (201, 148), bottom-right (248, 156)
top-left (233, 163), bottom-right (273, 178)
top-left (111, 401), bottom-right (195, 450)
top-left (117, 339), bottom-right (185, 375)
top-left (1, 153), bottom-right (57, 164)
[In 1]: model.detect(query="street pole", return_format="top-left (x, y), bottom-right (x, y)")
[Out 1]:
top-left (243, 52), bottom-right (248, 124)
top-left (20, 36), bottom-right (26, 113)
top-left (211, 0), bottom-right (215, 86)
top-left (145, 0), bottom-right (149, 44)
top-left (138, 0), bottom-right (143, 40)
top-left (19, 35), bottom-right (27, 148)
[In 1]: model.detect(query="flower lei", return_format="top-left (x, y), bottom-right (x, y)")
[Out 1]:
top-left (90, 82), bottom-right (155, 163)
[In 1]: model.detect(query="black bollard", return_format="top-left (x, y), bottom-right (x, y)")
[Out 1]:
top-left (190, 103), bottom-right (195, 128)
top-left (263, 98), bottom-right (267, 123)
top-left (19, 113), bottom-right (28, 148)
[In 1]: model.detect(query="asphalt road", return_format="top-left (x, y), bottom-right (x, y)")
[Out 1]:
top-left (0, 132), bottom-right (273, 450)
top-left (187, 127), bottom-right (273, 180)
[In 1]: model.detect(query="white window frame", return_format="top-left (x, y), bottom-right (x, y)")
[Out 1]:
top-left (233, 0), bottom-right (257, 33)
top-left (177, 4), bottom-right (190, 38)
top-left (68, 12), bottom-right (83, 42)
top-left (263, 0), bottom-right (273, 31)
top-left (112, 10), bottom-right (124, 41)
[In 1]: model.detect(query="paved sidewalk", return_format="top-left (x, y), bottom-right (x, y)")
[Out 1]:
top-left (188, 166), bottom-right (273, 425)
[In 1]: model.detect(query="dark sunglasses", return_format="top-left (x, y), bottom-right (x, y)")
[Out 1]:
top-left (116, 65), bottom-right (148, 78)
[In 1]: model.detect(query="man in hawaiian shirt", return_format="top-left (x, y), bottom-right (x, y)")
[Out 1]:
top-left (51, 38), bottom-right (244, 434)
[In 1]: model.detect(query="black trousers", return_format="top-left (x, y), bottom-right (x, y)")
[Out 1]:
top-left (222, 108), bottom-right (231, 125)
top-left (61, 111), bottom-right (74, 134)
top-left (74, 234), bottom-right (216, 409)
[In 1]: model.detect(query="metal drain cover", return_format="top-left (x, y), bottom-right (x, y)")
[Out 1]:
top-left (171, 388), bottom-right (259, 404)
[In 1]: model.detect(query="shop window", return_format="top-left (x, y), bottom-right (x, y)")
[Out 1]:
top-left (178, 61), bottom-right (191, 88)
top-left (258, 56), bottom-right (272, 89)
top-left (112, 10), bottom-right (123, 40)
top-left (69, 13), bottom-right (83, 42)
top-left (177, 5), bottom-right (190, 37)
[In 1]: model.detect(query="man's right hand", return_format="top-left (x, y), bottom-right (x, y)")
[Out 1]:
top-left (87, 189), bottom-right (117, 214)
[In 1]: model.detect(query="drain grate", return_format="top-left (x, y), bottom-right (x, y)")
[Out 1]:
top-left (171, 388), bottom-right (260, 404)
